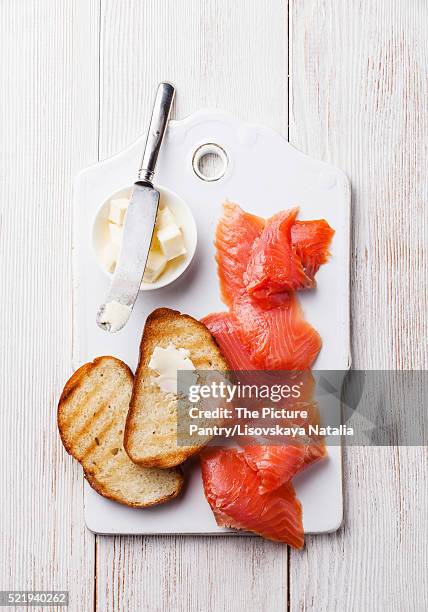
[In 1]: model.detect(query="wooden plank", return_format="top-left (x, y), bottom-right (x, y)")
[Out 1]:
top-left (97, 535), bottom-right (287, 612)
top-left (96, 1), bottom-right (288, 610)
top-left (99, 0), bottom-right (288, 156)
top-left (289, 2), bottom-right (428, 610)
top-left (0, 2), bottom-right (99, 610)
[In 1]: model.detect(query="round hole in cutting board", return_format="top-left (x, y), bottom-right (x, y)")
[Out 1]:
top-left (192, 143), bottom-right (228, 181)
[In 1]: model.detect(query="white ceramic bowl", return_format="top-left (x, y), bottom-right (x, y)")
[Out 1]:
top-left (92, 185), bottom-right (197, 290)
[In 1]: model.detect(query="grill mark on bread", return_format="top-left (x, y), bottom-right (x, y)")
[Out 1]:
top-left (66, 400), bottom-right (110, 442)
top-left (67, 383), bottom-right (122, 442)
top-left (63, 382), bottom-right (106, 424)
top-left (79, 414), bottom-right (124, 462)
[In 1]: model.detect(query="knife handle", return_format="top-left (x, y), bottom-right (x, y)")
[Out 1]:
top-left (138, 82), bottom-right (176, 184)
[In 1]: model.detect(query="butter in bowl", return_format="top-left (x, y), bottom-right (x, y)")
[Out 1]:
top-left (92, 185), bottom-right (197, 290)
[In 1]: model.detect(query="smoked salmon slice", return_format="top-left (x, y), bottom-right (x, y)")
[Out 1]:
top-left (204, 294), bottom-right (321, 371)
top-left (232, 293), bottom-right (322, 370)
top-left (201, 447), bottom-right (304, 547)
top-left (214, 203), bottom-right (334, 309)
top-left (215, 202), bottom-right (264, 307)
top-left (243, 439), bottom-right (327, 495)
top-left (244, 208), bottom-right (313, 306)
top-left (291, 219), bottom-right (335, 280)
top-left (202, 312), bottom-right (256, 371)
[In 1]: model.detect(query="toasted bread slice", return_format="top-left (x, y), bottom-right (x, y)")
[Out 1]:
top-left (58, 356), bottom-right (183, 507)
top-left (124, 308), bottom-right (229, 468)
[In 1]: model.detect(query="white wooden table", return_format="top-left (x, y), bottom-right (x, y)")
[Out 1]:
top-left (1, 2), bottom-right (427, 610)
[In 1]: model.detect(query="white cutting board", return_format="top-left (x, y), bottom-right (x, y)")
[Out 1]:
top-left (73, 110), bottom-right (350, 535)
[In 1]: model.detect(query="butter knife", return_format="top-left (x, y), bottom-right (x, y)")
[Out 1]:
top-left (96, 81), bottom-right (175, 332)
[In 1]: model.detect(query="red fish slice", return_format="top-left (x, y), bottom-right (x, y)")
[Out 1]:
top-left (215, 202), bottom-right (264, 307)
top-left (244, 208), bottom-right (313, 305)
top-left (201, 447), bottom-right (304, 547)
top-left (203, 295), bottom-right (321, 371)
top-left (202, 312), bottom-right (256, 371)
top-left (232, 292), bottom-right (322, 370)
top-left (244, 439), bottom-right (327, 495)
top-left (215, 203), bottom-right (334, 309)
top-left (291, 219), bottom-right (335, 280)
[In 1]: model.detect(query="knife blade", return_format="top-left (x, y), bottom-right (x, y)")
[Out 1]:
top-left (96, 82), bottom-right (175, 333)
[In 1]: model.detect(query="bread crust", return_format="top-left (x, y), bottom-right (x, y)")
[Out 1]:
top-left (57, 355), bottom-right (184, 507)
top-left (124, 308), bottom-right (229, 468)
top-left (81, 466), bottom-right (183, 509)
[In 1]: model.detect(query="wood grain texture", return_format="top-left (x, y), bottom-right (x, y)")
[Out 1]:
top-left (96, 535), bottom-right (287, 612)
top-left (99, 0), bottom-right (288, 156)
top-left (96, 1), bottom-right (288, 610)
top-left (0, 2), bottom-right (99, 611)
top-left (289, 2), bottom-right (428, 610)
